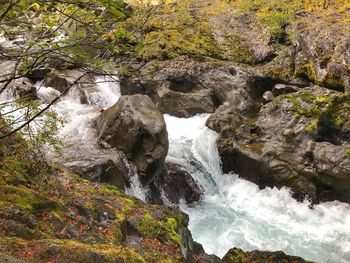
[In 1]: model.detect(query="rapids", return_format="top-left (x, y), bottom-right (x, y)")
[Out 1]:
top-left (164, 115), bottom-right (350, 263)
top-left (2, 75), bottom-right (350, 262)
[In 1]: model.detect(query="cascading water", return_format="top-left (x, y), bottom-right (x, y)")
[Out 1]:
top-left (2, 74), bottom-right (350, 262)
top-left (164, 114), bottom-right (350, 263)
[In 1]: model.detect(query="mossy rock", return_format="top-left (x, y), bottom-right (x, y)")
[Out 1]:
top-left (222, 247), bottom-right (311, 263)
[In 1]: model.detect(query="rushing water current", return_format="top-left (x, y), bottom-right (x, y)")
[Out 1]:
top-left (165, 115), bottom-right (350, 263)
top-left (2, 76), bottom-right (350, 262)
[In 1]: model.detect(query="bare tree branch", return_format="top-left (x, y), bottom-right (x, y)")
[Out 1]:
top-left (0, 72), bottom-right (88, 139)
top-left (0, 0), bottom-right (20, 23)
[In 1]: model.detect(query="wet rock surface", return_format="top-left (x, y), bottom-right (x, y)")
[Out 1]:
top-left (148, 162), bottom-right (202, 205)
top-left (43, 70), bottom-right (99, 103)
top-left (1, 1), bottom-right (349, 262)
top-left (212, 86), bottom-right (350, 203)
top-left (95, 94), bottom-right (168, 185)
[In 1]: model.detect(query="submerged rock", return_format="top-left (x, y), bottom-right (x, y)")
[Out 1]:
top-left (222, 248), bottom-right (311, 263)
top-left (6, 77), bottom-right (36, 99)
top-left (96, 94), bottom-right (168, 185)
top-left (148, 162), bottom-right (202, 205)
top-left (43, 70), bottom-right (98, 103)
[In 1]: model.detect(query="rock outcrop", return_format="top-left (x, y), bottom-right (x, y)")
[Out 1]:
top-left (119, 59), bottom-right (276, 117)
top-left (148, 162), bottom-right (202, 205)
top-left (212, 86), bottom-right (350, 203)
top-left (96, 94), bottom-right (168, 185)
top-left (6, 77), bottom-right (36, 99)
top-left (222, 248), bottom-right (311, 263)
top-left (43, 70), bottom-right (100, 103)
top-left (291, 10), bottom-right (350, 91)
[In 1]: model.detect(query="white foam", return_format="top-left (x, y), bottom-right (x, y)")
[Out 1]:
top-left (165, 114), bottom-right (350, 263)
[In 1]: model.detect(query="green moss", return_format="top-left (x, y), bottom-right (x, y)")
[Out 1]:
top-left (119, 66), bottom-right (139, 77)
top-left (136, 28), bottom-right (221, 61)
top-left (136, 213), bottom-right (162, 238)
top-left (276, 89), bottom-right (336, 133)
top-left (101, 184), bottom-right (123, 196)
top-left (0, 237), bottom-right (146, 263)
top-left (52, 210), bottom-right (64, 221)
top-left (346, 149), bottom-right (350, 158)
top-left (123, 198), bottom-right (135, 206)
top-left (0, 185), bottom-right (58, 213)
top-left (226, 33), bottom-right (255, 64)
top-left (234, 0), bottom-right (302, 43)
top-left (322, 72), bottom-right (345, 90)
top-left (135, 214), bottom-right (183, 246)
top-left (164, 217), bottom-right (181, 245)
top-left (305, 118), bottom-right (319, 132)
top-left (317, 94), bottom-right (350, 136)
top-left (297, 61), bottom-right (345, 91)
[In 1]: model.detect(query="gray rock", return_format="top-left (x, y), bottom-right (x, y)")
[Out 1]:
top-left (7, 77), bottom-right (36, 98)
top-left (43, 70), bottom-right (99, 103)
top-left (96, 94), bottom-right (168, 185)
top-left (222, 247), bottom-right (309, 262)
top-left (291, 12), bottom-right (350, 91)
top-left (119, 59), bottom-right (277, 117)
top-left (262, 90), bottom-right (274, 104)
top-left (210, 85), bottom-right (350, 203)
top-left (272, 83), bottom-right (300, 96)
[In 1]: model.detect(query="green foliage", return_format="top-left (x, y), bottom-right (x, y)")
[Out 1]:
top-left (0, 0), bottom-right (133, 168)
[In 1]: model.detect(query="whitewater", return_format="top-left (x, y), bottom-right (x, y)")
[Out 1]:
top-left (2, 75), bottom-right (350, 262)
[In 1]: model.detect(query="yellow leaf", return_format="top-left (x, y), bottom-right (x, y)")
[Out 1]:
top-left (31, 3), bottom-right (40, 12)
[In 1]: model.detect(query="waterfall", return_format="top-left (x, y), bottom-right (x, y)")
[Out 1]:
top-left (165, 114), bottom-right (350, 263)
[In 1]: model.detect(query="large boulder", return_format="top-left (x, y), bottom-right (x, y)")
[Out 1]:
top-left (51, 142), bottom-right (129, 190)
top-left (148, 162), bottom-right (202, 205)
top-left (222, 248), bottom-right (310, 263)
top-left (211, 86), bottom-right (350, 203)
top-left (95, 94), bottom-right (168, 185)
